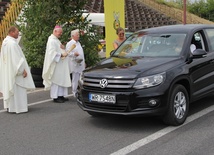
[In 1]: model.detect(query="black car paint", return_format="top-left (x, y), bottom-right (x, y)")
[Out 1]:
top-left (76, 24), bottom-right (214, 125)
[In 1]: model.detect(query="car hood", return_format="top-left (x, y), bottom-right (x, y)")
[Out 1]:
top-left (84, 57), bottom-right (183, 78)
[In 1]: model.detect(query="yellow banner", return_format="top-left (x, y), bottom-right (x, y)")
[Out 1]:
top-left (104, 0), bottom-right (125, 57)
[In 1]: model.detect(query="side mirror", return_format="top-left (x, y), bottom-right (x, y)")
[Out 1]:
top-left (191, 49), bottom-right (207, 59)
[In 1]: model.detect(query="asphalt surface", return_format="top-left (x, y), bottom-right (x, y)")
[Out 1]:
top-left (0, 88), bottom-right (214, 155)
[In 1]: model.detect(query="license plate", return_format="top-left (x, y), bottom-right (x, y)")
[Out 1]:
top-left (89, 93), bottom-right (116, 104)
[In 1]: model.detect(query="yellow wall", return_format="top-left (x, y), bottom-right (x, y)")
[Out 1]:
top-left (104, 0), bottom-right (125, 57)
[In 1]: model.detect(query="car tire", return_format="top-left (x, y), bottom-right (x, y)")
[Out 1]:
top-left (163, 84), bottom-right (189, 126)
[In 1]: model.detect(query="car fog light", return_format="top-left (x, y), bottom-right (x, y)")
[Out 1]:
top-left (149, 99), bottom-right (157, 106)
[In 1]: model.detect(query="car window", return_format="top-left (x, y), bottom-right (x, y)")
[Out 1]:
top-left (204, 29), bottom-right (214, 51)
top-left (112, 33), bottom-right (187, 57)
top-left (125, 32), bottom-right (133, 38)
top-left (191, 32), bottom-right (205, 50)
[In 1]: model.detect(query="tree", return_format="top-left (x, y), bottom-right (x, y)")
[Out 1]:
top-left (18, 0), bottom-right (102, 68)
top-left (160, 0), bottom-right (214, 22)
top-left (187, 0), bottom-right (208, 19)
top-left (167, 0), bottom-right (214, 22)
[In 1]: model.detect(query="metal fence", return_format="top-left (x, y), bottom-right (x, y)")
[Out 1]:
top-left (0, 0), bottom-right (24, 47)
top-left (139, 0), bottom-right (214, 25)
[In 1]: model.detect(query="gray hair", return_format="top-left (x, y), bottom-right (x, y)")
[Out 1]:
top-left (71, 29), bottom-right (79, 37)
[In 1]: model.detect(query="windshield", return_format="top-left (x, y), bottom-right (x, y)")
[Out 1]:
top-left (112, 32), bottom-right (187, 57)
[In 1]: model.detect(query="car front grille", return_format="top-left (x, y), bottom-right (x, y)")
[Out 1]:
top-left (83, 77), bottom-right (136, 89)
top-left (85, 102), bottom-right (127, 112)
top-left (81, 77), bottom-right (136, 112)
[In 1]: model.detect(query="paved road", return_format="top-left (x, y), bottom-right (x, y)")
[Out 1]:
top-left (0, 88), bottom-right (214, 155)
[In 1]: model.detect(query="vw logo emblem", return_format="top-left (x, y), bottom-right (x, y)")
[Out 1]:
top-left (100, 79), bottom-right (108, 88)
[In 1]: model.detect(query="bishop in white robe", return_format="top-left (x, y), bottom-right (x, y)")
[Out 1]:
top-left (42, 26), bottom-right (71, 103)
top-left (0, 26), bottom-right (35, 113)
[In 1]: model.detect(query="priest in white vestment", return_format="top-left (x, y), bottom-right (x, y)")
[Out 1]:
top-left (42, 25), bottom-right (71, 103)
top-left (0, 26), bottom-right (35, 113)
top-left (66, 29), bottom-right (85, 97)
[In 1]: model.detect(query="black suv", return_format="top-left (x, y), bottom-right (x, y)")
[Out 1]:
top-left (77, 24), bottom-right (214, 126)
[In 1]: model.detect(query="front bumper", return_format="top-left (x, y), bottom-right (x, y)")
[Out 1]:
top-left (76, 87), bottom-right (168, 116)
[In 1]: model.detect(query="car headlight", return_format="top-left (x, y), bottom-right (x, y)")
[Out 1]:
top-left (133, 72), bottom-right (165, 89)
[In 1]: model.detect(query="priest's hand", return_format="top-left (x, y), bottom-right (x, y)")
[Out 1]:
top-left (23, 69), bottom-right (27, 78)
top-left (74, 52), bottom-right (79, 57)
top-left (61, 52), bottom-right (68, 60)
top-left (60, 44), bottom-right (65, 49)
top-left (61, 52), bottom-right (68, 57)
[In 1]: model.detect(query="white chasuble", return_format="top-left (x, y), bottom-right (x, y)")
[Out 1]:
top-left (66, 39), bottom-right (85, 73)
top-left (42, 34), bottom-right (71, 90)
top-left (0, 36), bottom-right (35, 113)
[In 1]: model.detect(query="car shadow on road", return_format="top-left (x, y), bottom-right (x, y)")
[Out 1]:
top-left (87, 114), bottom-right (167, 133)
top-left (188, 94), bottom-right (214, 115)
top-left (86, 95), bottom-right (214, 132)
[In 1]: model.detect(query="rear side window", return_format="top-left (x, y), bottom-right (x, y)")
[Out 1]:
top-left (204, 29), bottom-right (214, 51)
top-left (191, 32), bottom-right (205, 50)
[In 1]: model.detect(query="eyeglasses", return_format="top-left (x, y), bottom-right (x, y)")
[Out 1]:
top-left (119, 33), bottom-right (124, 35)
